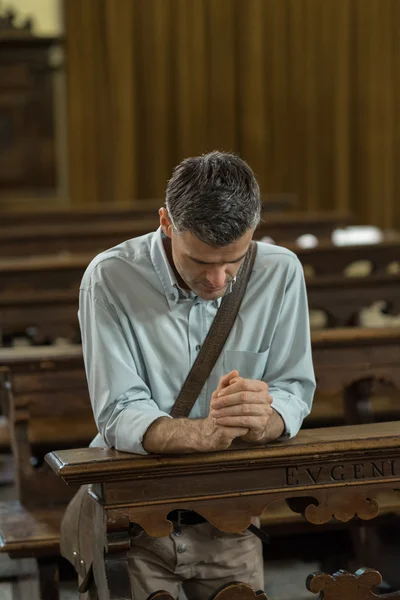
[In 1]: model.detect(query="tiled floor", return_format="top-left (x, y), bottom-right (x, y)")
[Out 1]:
top-left (264, 560), bottom-right (318, 600)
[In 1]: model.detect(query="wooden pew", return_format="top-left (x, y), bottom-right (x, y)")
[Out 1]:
top-left (0, 326), bottom-right (399, 597)
top-left (308, 326), bottom-right (400, 427)
top-left (0, 218), bottom-right (158, 257)
top-left (0, 345), bottom-right (95, 600)
top-left (0, 199), bottom-right (164, 227)
top-left (306, 272), bottom-right (400, 327)
top-left (2, 325), bottom-right (399, 438)
top-left (2, 238), bottom-right (400, 343)
top-left (311, 327), bottom-right (400, 579)
top-left (0, 345), bottom-right (93, 462)
top-left (45, 422), bottom-right (400, 599)
top-left (292, 233), bottom-right (400, 276)
top-left (272, 326), bottom-right (400, 568)
top-left (0, 194), bottom-right (296, 228)
top-left (0, 211), bottom-right (352, 257)
top-left (0, 254), bottom-right (85, 344)
top-left (258, 210), bottom-right (353, 245)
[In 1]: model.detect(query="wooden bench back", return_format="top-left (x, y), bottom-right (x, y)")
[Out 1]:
top-left (310, 327), bottom-right (400, 425)
top-left (0, 254), bottom-right (85, 343)
top-left (0, 211), bottom-right (352, 257)
top-left (293, 233), bottom-right (400, 276)
top-left (312, 326), bottom-right (400, 390)
top-left (0, 346), bottom-right (95, 507)
top-left (0, 325), bottom-right (399, 508)
top-left (0, 218), bottom-right (158, 257)
top-left (1, 234), bottom-right (398, 292)
top-left (0, 199), bottom-right (165, 227)
top-left (306, 272), bottom-right (400, 327)
top-left (2, 238), bottom-right (400, 341)
top-left (0, 194), bottom-right (296, 228)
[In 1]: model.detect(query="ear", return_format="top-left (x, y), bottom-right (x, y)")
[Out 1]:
top-left (159, 207), bottom-right (174, 239)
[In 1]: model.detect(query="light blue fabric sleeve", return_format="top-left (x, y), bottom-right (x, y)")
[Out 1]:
top-left (263, 257), bottom-right (316, 437)
top-left (79, 288), bottom-right (172, 455)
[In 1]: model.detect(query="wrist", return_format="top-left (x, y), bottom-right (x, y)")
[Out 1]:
top-left (181, 418), bottom-right (209, 452)
top-left (242, 409), bottom-right (285, 445)
top-left (187, 418), bottom-right (216, 452)
top-left (259, 408), bottom-right (285, 443)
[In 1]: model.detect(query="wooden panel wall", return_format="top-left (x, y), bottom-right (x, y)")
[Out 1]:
top-left (64, 0), bottom-right (400, 229)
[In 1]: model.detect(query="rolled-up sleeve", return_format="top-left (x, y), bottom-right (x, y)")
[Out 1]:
top-left (79, 288), bottom-right (172, 455)
top-left (264, 257), bottom-right (316, 437)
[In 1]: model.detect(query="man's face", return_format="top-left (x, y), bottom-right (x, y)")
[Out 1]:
top-left (160, 208), bottom-right (254, 301)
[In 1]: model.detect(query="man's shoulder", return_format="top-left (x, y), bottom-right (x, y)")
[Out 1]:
top-left (80, 232), bottom-right (154, 290)
top-left (254, 240), bottom-right (299, 271)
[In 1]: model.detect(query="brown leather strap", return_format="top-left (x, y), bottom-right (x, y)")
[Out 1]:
top-left (170, 240), bottom-right (257, 419)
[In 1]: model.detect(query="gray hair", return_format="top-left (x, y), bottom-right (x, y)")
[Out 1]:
top-left (165, 151), bottom-right (261, 247)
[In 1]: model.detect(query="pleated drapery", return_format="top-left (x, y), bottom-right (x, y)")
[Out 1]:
top-left (64, 0), bottom-right (400, 229)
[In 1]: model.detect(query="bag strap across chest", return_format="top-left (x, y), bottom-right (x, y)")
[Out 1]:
top-left (170, 240), bottom-right (257, 419)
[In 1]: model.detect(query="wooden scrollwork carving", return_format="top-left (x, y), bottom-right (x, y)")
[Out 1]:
top-left (210, 583), bottom-right (269, 599)
top-left (301, 490), bottom-right (379, 524)
top-left (110, 483), bottom-right (398, 538)
top-left (146, 583), bottom-right (269, 600)
top-left (307, 567), bottom-right (400, 599)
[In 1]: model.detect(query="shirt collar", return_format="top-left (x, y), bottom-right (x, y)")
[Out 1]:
top-left (150, 227), bottom-right (235, 309)
top-left (150, 227), bottom-right (181, 308)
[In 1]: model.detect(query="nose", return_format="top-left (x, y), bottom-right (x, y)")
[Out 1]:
top-left (206, 267), bottom-right (227, 289)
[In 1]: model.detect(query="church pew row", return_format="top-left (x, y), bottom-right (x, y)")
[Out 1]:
top-left (4, 320), bottom-right (397, 469)
top-left (297, 232), bottom-right (400, 276)
top-left (45, 422), bottom-right (400, 600)
top-left (305, 272), bottom-right (400, 328)
top-left (0, 211), bottom-right (352, 257)
top-left (1, 324), bottom-right (398, 436)
top-left (0, 326), bottom-right (399, 599)
top-left (0, 254), bottom-right (85, 344)
top-left (0, 346), bottom-right (88, 598)
top-left (0, 199), bottom-right (165, 228)
top-left (1, 240), bottom-right (400, 344)
top-left (0, 194), bottom-right (296, 229)
top-left (308, 326), bottom-right (400, 427)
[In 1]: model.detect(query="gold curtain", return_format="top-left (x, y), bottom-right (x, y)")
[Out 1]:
top-left (65, 0), bottom-right (400, 229)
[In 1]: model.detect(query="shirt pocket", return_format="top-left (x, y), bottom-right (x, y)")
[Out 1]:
top-left (224, 348), bottom-right (270, 381)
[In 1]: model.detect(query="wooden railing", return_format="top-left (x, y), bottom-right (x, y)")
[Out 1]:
top-left (46, 422), bottom-right (400, 599)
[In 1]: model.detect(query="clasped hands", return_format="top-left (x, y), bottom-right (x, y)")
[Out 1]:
top-left (143, 368), bottom-right (281, 454)
top-left (206, 370), bottom-right (274, 447)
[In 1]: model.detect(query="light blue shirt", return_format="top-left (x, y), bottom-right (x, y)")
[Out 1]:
top-left (79, 228), bottom-right (315, 455)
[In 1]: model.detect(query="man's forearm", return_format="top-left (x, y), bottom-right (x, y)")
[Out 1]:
top-left (142, 414), bottom-right (247, 454)
top-left (143, 416), bottom-right (205, 454)
top-left (142, 408), bottom-right (284, 454)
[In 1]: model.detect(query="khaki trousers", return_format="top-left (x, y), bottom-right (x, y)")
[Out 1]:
top-left (127, 520), bottom-right (264, 600)
top-left (61, 486), bottom-right (264, 600)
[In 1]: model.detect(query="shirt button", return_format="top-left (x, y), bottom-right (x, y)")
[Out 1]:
top-left (169, 293), bottom-right (176, 301)
top-left (195, 344), bottom-right (201, 351)
top-left (177, 544), bottom-right (187, 553)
